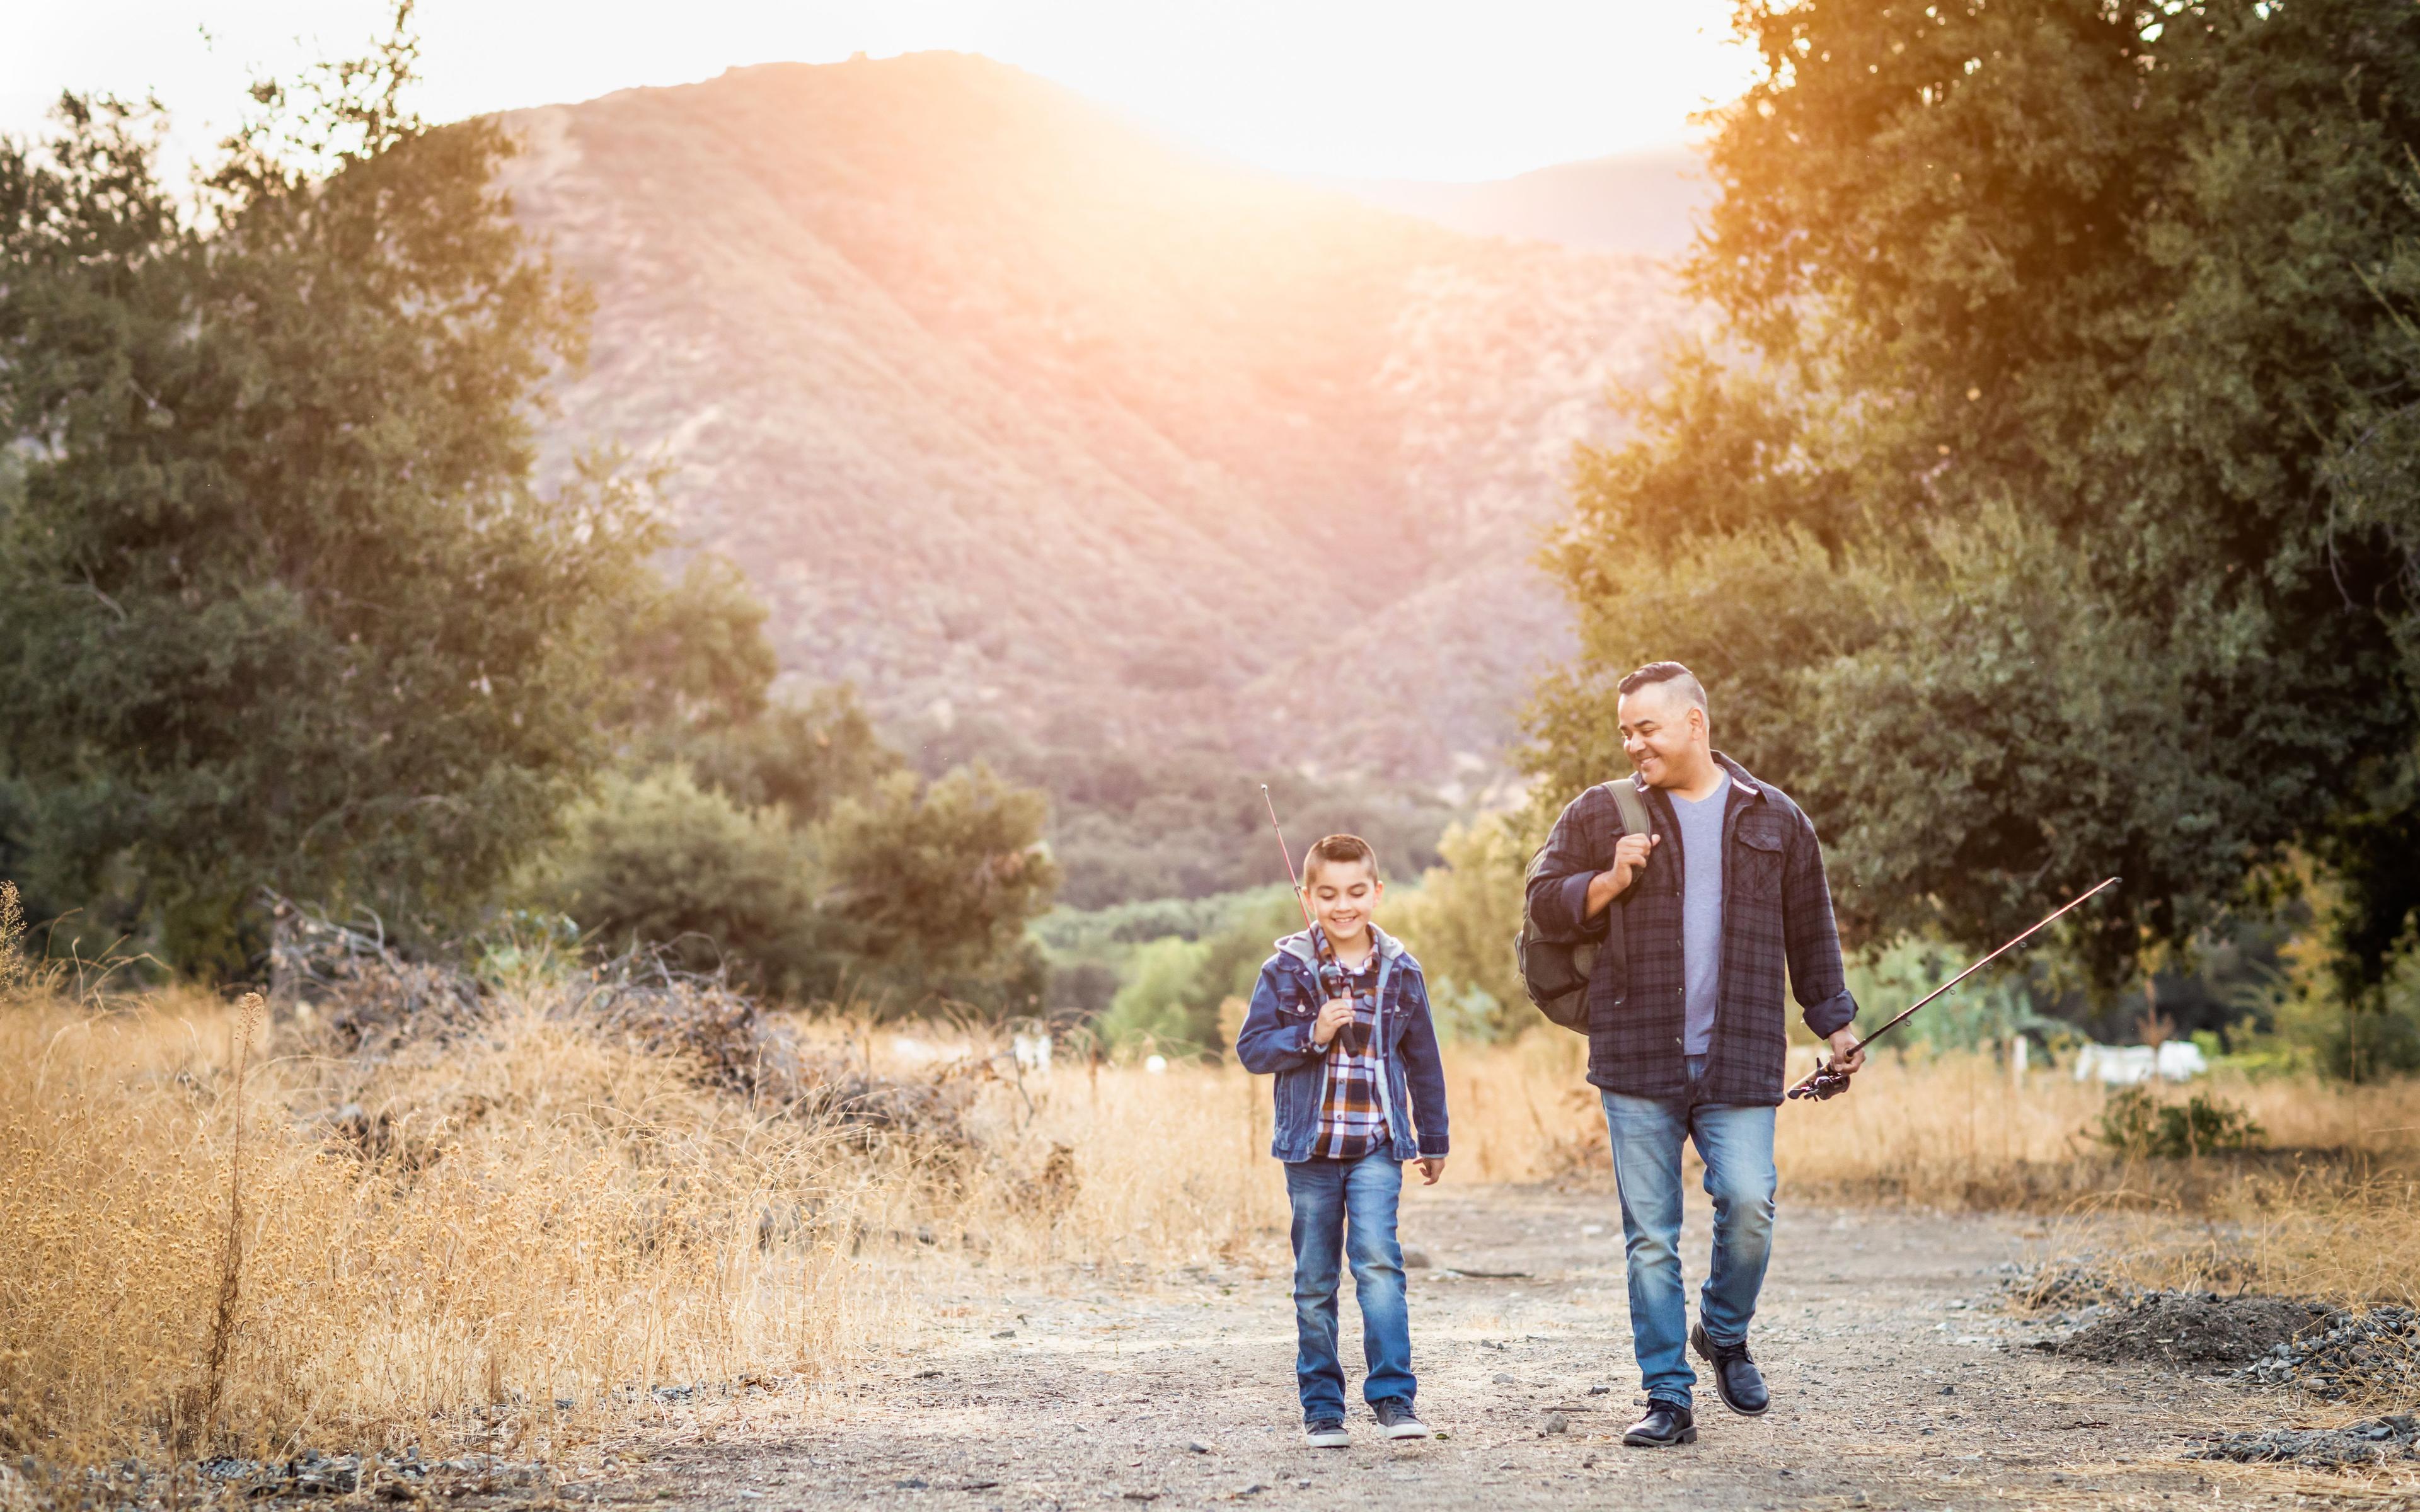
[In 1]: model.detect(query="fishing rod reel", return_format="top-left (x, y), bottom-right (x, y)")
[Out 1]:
top-left (1787, 1060), bottom-right (1855, 1102)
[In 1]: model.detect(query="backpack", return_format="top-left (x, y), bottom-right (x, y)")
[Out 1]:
top-left (1515, 780), bottom-right (1654, 1034)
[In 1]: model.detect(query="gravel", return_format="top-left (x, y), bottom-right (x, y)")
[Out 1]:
top-left (2049, 1290), bottom-right (2329, 1370)
top-left (12, 1449), bottom-right (553, 1511)
top-left (2232, 1304), bottom-right (2420, 1401)
top-left (2186, 1413), bottom-right (2420, 1469)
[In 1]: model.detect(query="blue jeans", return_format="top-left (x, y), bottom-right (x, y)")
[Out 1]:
top-left (1600, 1055), bottom-right (1777, 1410)
top-left (1282, 1152), bottom-right (1414, 1419)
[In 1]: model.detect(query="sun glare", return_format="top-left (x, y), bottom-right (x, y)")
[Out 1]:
top-left (8, 0), bottom-right (1754, 182)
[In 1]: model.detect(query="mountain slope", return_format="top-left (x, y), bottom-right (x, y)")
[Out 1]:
top-left (498, 54), bottom-right (1688, 780)
top-left (1328, 146), bottom-right (1712, 258)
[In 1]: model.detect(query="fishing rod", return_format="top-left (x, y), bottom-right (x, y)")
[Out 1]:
top-left (1261, 784), bottom-right (1347, 999)
top-left (1788, 876), bottom-right (2123, 1102)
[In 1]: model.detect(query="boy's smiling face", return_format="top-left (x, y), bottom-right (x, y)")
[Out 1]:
top-left (1303, 857), bottom-right (1383, 951)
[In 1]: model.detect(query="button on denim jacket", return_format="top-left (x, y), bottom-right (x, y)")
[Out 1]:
top-left (1233, 924), bottom-right (1451, 1164)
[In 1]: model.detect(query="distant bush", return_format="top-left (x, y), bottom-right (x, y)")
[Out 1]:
top-left (1079, 890), bottom-right (1303, 1058)
top-left (2228, 878), bottom-right (2420, 1083)
top-left (1095, 937), bottom-right (1218, 1057)
top-left (1386, 816), bottom-right (1530, 1040)
top-left (527, 766), bottom-right (822, 992)
top-left (810, 765), bottom-right (1056, 1014)
top-left (660, 687), bottom-right (902, 822)
top-left (1032, 887), bottom-right (1281, 954)
top-left (525, 758), bottom-right (1057, 1014)
top-left (1842, 936), bottom-right (2073, 1054)
top-left (2093, 1086), bottom-right (2266, 1159)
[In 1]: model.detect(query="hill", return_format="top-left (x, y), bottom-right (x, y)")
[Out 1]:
top-left (1325, 145), bottom-right (1711, 258)
top-left (497, 54), bottom-right (1689, 789)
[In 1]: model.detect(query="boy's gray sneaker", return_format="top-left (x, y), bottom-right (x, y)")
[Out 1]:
top-left (1303, 1418), bottom-right (1349, 1448)
top-left (1371, 1399), bottom-right (1431, 1440)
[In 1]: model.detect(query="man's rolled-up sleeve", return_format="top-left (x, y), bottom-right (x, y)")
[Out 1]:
top-left (1524, 791), bottom-right (1610, 942)
top-left (1783, 808), bottom-right (1858, 1038)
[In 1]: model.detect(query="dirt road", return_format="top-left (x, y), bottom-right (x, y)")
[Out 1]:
top-left (604, 1188), bottom-right (2370, 1511)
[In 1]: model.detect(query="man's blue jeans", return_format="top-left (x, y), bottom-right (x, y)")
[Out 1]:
top-left (1600, 1056), bottom-right (1778, 1410)
top-left (1283, 1152), bottom-right (1414, 1419)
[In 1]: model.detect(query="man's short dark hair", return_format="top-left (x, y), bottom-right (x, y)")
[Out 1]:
top-left (1301, 833), bottom-right (1379, 886)
top-left (1617, 661), bottom-right (1708, 715)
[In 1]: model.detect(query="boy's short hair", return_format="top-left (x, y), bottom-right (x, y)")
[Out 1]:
top-left (1301, 833), bottom-right (1379, 886)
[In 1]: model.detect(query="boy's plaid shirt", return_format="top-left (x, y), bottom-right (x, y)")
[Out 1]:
top-left (1312, 939), bottom-right (1389, 1159)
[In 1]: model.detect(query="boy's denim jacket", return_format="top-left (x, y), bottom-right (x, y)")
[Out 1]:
top-left (1233, 924), bottom-right (1450, 1164)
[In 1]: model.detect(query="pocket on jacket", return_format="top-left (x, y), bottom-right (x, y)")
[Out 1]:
top-left (1737, 827), bottom-right (1785, 902)
top-left (1274, 971), bottom-right (1316, 1018)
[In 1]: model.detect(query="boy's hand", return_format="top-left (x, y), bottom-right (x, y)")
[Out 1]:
top-left (1416, 1156), bottom-right (1446, 1185)
top-left (1311, 997), bottom-right (1356, 1046)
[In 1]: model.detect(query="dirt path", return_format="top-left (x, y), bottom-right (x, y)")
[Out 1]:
top-left (601, 1188), bottom-right (2369, 1511)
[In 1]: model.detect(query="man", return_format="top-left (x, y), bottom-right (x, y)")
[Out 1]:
top-left (1524, 661), bottom-right (1864, 1448)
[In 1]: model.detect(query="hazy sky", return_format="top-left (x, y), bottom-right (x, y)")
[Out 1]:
top-left (6, 1), bottom-right (1756, 183)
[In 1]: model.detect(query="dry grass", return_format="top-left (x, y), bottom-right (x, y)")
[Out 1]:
top-left (933, 1032), bottom-right (2420, 1306)
top-left (8, 958), bottom-right (2414, 1474)
top-left (0, 985), bottom-right (899, 1466)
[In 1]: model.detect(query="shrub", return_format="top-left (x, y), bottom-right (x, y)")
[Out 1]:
top-left (1095, 936), bottom-right (1218, 1057)
top-left (523, 765), bottom-right (823, 992)
top-left (1386, 816), bottom-right (1530, 1040)
top-left (2094, 1086), bottom-right (2266, 1159)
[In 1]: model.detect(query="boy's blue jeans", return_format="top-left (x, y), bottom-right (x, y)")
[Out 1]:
top-left (1600, 1055), bottom-right (1778, 1411)
top-left (1283, 1152), bottom-right (1414, 1420)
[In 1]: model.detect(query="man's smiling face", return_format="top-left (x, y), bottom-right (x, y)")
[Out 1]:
top-left (1616, 678), bottom-right (1708, 789)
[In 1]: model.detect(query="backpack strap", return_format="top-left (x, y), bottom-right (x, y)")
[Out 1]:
top-left (1608, 778), bottom-right (1653, 844)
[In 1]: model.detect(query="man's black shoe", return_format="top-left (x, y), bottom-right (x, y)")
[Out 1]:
top-left (1691, 1323), bottom-right (1771, 1416)
top-left (1621, 1402), bottom-right (1697, 1446)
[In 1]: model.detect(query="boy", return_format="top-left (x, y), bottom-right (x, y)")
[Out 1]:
top-left (1235, 833), bottom-right (1451, 1447)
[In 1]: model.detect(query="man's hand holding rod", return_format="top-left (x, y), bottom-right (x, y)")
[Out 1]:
top-left (1823, 1028), bottom-right (1867, 1075)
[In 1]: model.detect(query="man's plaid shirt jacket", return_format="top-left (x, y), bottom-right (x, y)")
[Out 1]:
top-left (1525, 751), bottom-right (1859, 1106)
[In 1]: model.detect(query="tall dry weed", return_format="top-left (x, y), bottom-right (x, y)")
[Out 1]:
top-left (0, 882), bottom-right (25, 996)
top-left (187, 993), bottom-right (266, 1452)
top-left (0, 986), bottom-right (902, 1464)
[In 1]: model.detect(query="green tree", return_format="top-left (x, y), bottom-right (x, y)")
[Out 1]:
top-left (532, 765), bottom-right (821, 990)
top-left (667, 687), bottom-right (902, 823)
top-left (1387, 817), bottom-right (1530, 1039)
top-left (1533, 0), bottom-right (2420, 984)
top-left (529, 542), bottom-right (1055, 1011)
top-left (809, 766), bottom-right (1059, 1012)
top-left (610, 556), bottom-right (780, 733)
top-left (0, 18), bottom-right (657, 965)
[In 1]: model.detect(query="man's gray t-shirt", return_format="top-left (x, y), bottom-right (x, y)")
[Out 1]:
top-left (1671, 772), bottom-right (1731, 1057)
